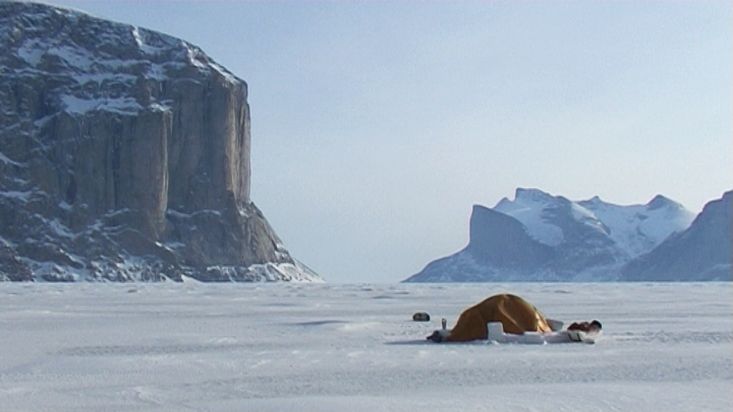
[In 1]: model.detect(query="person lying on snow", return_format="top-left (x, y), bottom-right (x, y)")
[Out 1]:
top-left (426, 293), bottom-right (601, 343)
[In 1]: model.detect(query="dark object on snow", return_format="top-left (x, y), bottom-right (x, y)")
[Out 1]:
top-left (412, 312), bottom-right (431, 322)
top-left (427, 330), bottom-right (443, 342)
top-left (567, 320), bottom-right (602, 333)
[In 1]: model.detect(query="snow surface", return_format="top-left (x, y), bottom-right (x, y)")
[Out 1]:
top-left (0, 282), bottom-right (730, 411)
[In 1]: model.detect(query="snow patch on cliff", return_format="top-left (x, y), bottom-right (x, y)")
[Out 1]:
top-left (62, 95), bottom-right (142, 114)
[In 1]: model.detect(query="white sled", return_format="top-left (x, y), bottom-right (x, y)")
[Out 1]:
top-left (486, 322), bottom-right (601, 345)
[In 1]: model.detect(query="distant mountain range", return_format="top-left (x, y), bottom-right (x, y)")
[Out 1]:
top-left (405, 188), bottom-right (731, 282)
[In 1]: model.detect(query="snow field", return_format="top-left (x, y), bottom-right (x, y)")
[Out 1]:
top-left (0, 282), bottom-right (730, 411)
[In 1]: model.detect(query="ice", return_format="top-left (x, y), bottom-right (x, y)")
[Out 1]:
top-left (145, 63), bottom-right (169, 80)
top-left (47, 217), bottom-right (74, 238)
top-left (47, 45), bottom-right (95, 70)
top-left (0, 190), bottom-right (34, 202)
top-left (0, 282), bottom-right (729, 411)
top-left (148, 102), bottom-right (171, 112)
top-left (0, 151), bottom-right (23, 167)
top-left (72, 72), bottom-right (138, 84)
top-left (166, 208), bottom-right (222, 218)
top-left (163, 241), bottom-right (184, 249)
top-left (0, 235), bottom-right (12, 247)
top-left (183, 42), bottom-right (208, 70)
top-left (210, 61), bottom-right (239, 84)
top-left (569, 201), bottom-right (607, 234)
top-left (131, 26), bottom-right (165, 56)
top-left (245, 261), bottom-right (324, 282)
top-left (62, 95), bottom-right (142, 115)
top-left (16, 39), bottom-right (45, 66)
top-left (131, 26), bottom-right (143, 48)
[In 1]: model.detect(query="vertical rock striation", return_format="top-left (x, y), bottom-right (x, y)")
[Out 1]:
top-left (0, 2), bottom-right (320, 282)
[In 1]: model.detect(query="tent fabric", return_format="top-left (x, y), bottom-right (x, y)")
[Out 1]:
top-left (445, 294), bottom-right (552, 342)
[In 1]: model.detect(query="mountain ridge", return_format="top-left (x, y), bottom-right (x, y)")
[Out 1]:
top-left (620, 191), bottom-right (732, 281)
top-left (405, 188), bottom-right (711, 282)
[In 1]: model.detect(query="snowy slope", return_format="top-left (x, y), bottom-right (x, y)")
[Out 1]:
top-left (579, 195), bottom-right (695, 257)
top-left (494, 188), bottom-right (568, 246)
top-left (0, 283), bottom-right (730, 411)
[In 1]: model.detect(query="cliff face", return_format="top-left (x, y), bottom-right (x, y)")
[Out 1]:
top-left (0, 2), bottom-right (320, 282)
top-left (467, 205), bottom-right (555, 269)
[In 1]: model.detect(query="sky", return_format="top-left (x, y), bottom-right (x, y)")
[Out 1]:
top-left (42, 0), bottom-right (733, 283)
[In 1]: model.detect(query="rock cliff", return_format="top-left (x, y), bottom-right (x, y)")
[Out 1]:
top-left (0, 2), bottom-right (320, 282)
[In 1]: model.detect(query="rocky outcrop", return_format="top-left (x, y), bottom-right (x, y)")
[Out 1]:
top-left (467, 205), bottom-right (555, 270)
top-left (0, 2), bottom-right (320, 282)
top-left (405, 205), bottom-right (556, 282)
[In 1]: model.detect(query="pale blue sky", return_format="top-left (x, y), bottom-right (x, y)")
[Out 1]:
top-left (44, 0), bottom-right (732, 282)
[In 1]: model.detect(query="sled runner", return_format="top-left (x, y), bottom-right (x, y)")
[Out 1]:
top-left (486, 322), bottom-right (601, 344)
top-left (566, 328), bottom-right (601, 344)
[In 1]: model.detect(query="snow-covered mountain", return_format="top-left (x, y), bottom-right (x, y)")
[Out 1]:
top-left (579, 194), bottom-right (695, 258)
top-left (405, 188), bottom-right (696, 282)
top-left (0, 2), bottom-right (321, 282)
top-left (494, 188), bottom-right (695, 258)
top-left (621, 191), bottom-right (732, 281)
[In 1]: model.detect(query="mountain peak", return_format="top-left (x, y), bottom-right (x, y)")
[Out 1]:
top-left (514, 188), bottom-right (553, 202)
top-left (407, 187), bottom-right (712, 282)
top-left (622, 191), bottom-right (732, 281)
top-left (647, 194), bottom-right (677, 210)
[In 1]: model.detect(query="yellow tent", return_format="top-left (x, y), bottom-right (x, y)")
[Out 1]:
top-left (442, 294), bottom-right (552, 342)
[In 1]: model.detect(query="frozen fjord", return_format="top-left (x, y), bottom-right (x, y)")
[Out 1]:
top-left (0, 282), bottom-right (731, 411)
